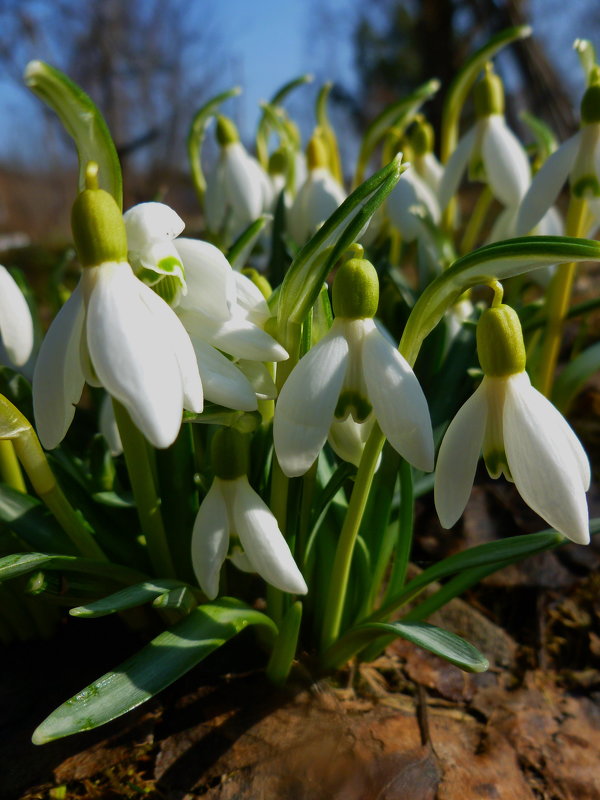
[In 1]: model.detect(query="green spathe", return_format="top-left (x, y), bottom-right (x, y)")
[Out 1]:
top-left (477, 304), bottom-right (526, 377)
top-left (332, 257), bottom-right (379, 320)
top-left (71, 172), bottom-right (127, 268)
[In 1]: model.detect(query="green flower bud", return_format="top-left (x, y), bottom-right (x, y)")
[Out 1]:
top-left (409, 115), bottom-right (435, 156)
top-left (474, 64), bottom-right (504, 118)
top-left (332, 256), bottom-right (379, 320)
top-left (581, 81), bottom-right (600, 125)
top-left (477, 304), bottom-right (526, 377)
top-left (211, 427), bottom-right (249, 480)
top-left (216, 115), bottom-right (240, 147)
top-left (268, 148), bottom-right (288, 176)
top-left (242, 267), bottom-right (272, 300)
top-left (306, 133), bottom-right (328, 170)
top-left (71, 164), bottom-right (127, 268)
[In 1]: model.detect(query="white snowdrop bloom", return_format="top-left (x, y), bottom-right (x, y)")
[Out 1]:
top-left (123, 203), bottom-right (287, 413)
top-left (517, 78), bottom-right (600, 235)
top-left (409, 115), bottom-right (444, 196)
top-left (434, 304), bottom-right (590, 544)
top-left (386, 165), bottom-right (441, 243)
top-left (288, 134), bottom-right (347, 245)
top-left (191, 429), bottom-right (307, 599)
top-left (274, 257), bottom-right (434, 477)
top-left (33, 179), bottom-right (202, 450)
top-left (0, 264), bottom-right (34, 366)
top-left (205, 116), bottom-right (273, 244)
top-left (439, 66), bottom-right (530, 212)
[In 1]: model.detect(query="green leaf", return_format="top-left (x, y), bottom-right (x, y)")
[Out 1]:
top-left (32, 598), bottom-right (277, 743)
top-left (552, 341), bottom-right (600, 413)
top-left (0, 552), bottom-right (147, 586)
top-left (70, 579), bottom-right (188, 617)
top-left (355, 79), bottom-right (440, 185)
top-left (441, 26), bottom-right (531, 162)
top-left (0, 484), bottom-right (76, 554)
top-left (24, 61), bottom-right (122, 208)
top-left (400, 237), bottom-right (600, 366)
top-left (228, 214), bottom-right (272, 270)
top-left (323, 620), bottom-right (488, 673)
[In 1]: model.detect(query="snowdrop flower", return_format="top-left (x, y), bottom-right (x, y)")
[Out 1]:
top-left (0, 265), bottom-right (34, 366)
top-left (191, 428), bottom-right (307, 599)
top-left (387, 165), bottom-right (441, 243)
top-left (123, 202), bottom-right (287, 413)
top-left (435, 303), bottom-right (590, 544)
top-left (274, 255), bottom-right (434, 477)
top-left (288, 133), bottom-right (347, 245)
top-left (517, 75), bottom-right (600, 235)
top-left (205, 116), bottom-right (273, 245)
top-left (409, 115), bottom-right (444, 196)
top-left (33, 169), bottom-right (202, 450)
top-left (439, 65), bottom-right (530, 212)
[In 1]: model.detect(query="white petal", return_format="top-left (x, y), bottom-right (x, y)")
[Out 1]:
top-left (434, 381), bottom-right (488, 529)
top-left (232, 476), bottom-right (307, 594)
top-left (191, 480), bottom-right (230, 599)
top-left (224, 143), bottom-right (266, 222)
top-left (237, 359), bottom-right (277, 400)
top-left (139, 284), bottom-right (203, 414)
top-left (328, 416), bottom-right (374, 467)
top-left (362, 322), bottom-right (434, 472)
top-left (179, 308), bottom-right (288, 362)
top-left (192, 339), bottom-right (257, 411)
top-left (387, 168), bottom-right (440, 241)
top-left (0, 266), bottom-right (34, 366)
top-left (32, 285), bottom-right (85, 449)
top-left (503, 373), bottom-right (590, 544)
top-left (288, 168), bottom-right (346, 243)
top-left (123, 202), bottom-right (185, 250)
top-left (418, 152), bottom-right (444, 195)
top-left (174, 238), bottom-right (236, 320)
top-left (274, 325), bottom-right (349, 477)
top-left (516, 133), bottom-right (581, 235)
top-left (483, 115), bottom-right (531, 206)
top-left (86, 262), bottom-right (184, 449)
top-left (232, 271), bottom-right (270, 322)
top-left (537, 205), bottom-right (564, 236)
top-left (99, 394), bottom-right (123, 456)
top-left (438, 126), bottom-right (477, 210)
top-left (204, 159), bottom-right (228, 232)
top-left (488, 206), bottom-right (518, 242)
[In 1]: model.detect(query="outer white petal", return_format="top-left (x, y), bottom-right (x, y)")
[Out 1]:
top-left (537, 205), bottom-right (564, 235)
top-left (488, 206), bottom-right (518, 242)
top-left (191, 480), bottom-right (230, 599)
top-left (516, 133), bottom-right (581, 235)
top-left (288, 168), bottom-right (346, 243)
top-left (274, 324), bottom-right (349, 477)
top-left (33, 285), bottom-right (85, 449)
top-left (86, 262), bottom-right (184, 449)
top-left (237, 359), bottom-right (277, 400)
top-left (174, 238), bottom-right (236, 320)
top-left (417, 152), bottom-right (444, 195)
top-left (438, 126), bottom-right (477, 210)
top-left (361, 321), bottom-right (434, 472)
top-left (232, 476), bottom-right (308, 594)
top-left (224, 143), bottom-right (266, 222)
top-left (232, 271), bottom-right (270, 322)
top-left (191, 339), bottom-right (257, 411)
top-left (503, 372), bottom-right (590, 544)
top-left (123, 202), bottom-right (185, 250)
top-left (434, 381), bottom-right (488, 529)
top-left (387, 168), bottom-right (440, 241)
top-left (139, 283), bottom-right (203, 413)
top-left (0, 265), bottom-right (34, 366)
top-left (179, 308), bottom-right (288, 362)
top-left (482, 115), bottom-right (531, 206)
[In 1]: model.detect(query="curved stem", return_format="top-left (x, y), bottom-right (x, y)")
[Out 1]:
top-left (0, 440), bottom-right (26, 492)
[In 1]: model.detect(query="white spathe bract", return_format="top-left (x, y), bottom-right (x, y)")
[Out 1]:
top-left (439, 114), bottom-right (531, 210)
top-left (434, 371), bottom-right (590, 544)
top-left (191, 475), bottom-right (308, 599)
top-left (517, 124), bottom-right (600, 235)
top-left (0, 265), bottom-right (34, 366)
top-left (33, 261), bottom-right (202, 450)
top-left (288, 166), bottom-right (347, 244)
top-left (273, 317), bottom-right (434, 477)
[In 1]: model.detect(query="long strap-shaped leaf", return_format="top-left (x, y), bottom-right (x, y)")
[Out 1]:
top-left (33, 598), bottom-right (277, 744)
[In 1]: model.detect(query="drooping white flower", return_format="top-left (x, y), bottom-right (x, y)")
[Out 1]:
top-left (0, 264), bottom-right (34, 366)
top-left (434, 304), bottom-right (590, 544)
top-left (191, 428), bottom-right (307, 599)
top-left (386, 165), bottom-right (441, 243)
top-left (273, 256), bottom-right (434, 477)
top-left (408, 114), bottom-right (444, 196)
top-left (33, 181), bottom-right (202, 450)
top-left (517, 78), bottom-right (600, 235)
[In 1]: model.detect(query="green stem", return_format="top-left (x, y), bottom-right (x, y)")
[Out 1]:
top-left (460, 186), bottom-right (493, 254)
top-left (384, 459), bottom-right (414, 601)
top-left (0, 440), bottom-right (26, 492)
top-left (320, 425), bottom-right (385, 651)
top-left (536, 196), bottom-right (587, 396)
top-left (113, 401), bottom-right (175, 578)
top-left (266, 600), bottom-right (303, 686)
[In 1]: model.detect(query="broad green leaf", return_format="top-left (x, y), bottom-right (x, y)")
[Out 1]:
top-left (354, 79), bottom-right (440, 185)
top-left (152, 585), bottom-right (198, 613)
top-left (33, 598), bottom-right (277, 743)
top-left (24, 61), bottom-right (122, 208)
top-left (440, 26), bottom-right (531, 162)
top-left (0, 552), bottom-right (146, 586)
top-left (323, 620), bottom-right (488, 673)
top-left (552, 341), bottom-right (600, 413)
top-left (187, 87), bottom-right (242, 204)
top-left (400, 237), bottom-right (600, 366)
top-left (70, 579), bottom-right (188, 617)
top-left (0, 484), bottom-right (75, 554)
